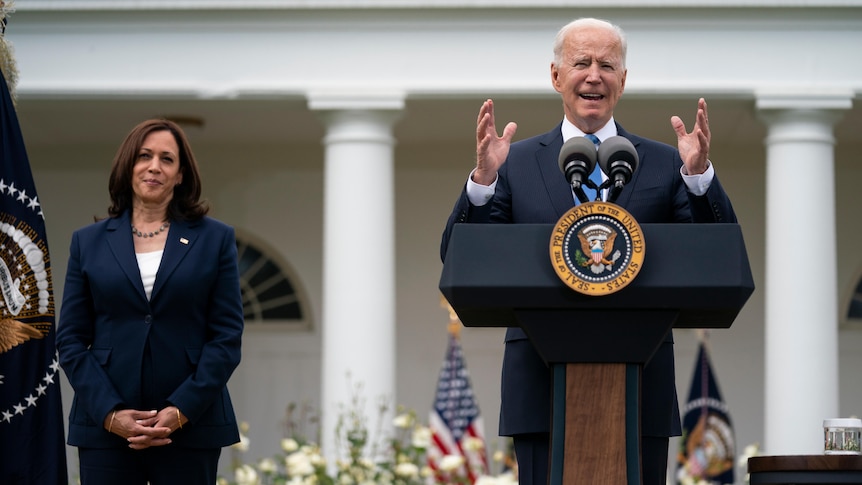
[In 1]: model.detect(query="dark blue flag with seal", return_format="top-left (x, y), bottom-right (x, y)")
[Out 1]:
top-left (676, 339), bottom-right (735, 485)
top-left (0, 64), bottom-right (69, 483)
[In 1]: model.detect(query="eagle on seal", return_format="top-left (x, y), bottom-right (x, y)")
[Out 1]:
top-left (0, 319), bottom-right (44, 354)
top-left (578, 231), bottom-right (617, 267)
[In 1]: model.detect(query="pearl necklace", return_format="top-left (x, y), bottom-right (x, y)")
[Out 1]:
top-left (131, 221), bottom-right (170, 238)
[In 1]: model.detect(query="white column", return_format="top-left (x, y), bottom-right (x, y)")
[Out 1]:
top-left (757, 93), bottom-right (850, 455)
top-left (309, 92), bottom-right (404, 467)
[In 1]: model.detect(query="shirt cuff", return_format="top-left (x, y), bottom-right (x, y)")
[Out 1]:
top-left (466, 168), bottom-right (496, 206)
top-left (681, 161), bottom-right (715, 196)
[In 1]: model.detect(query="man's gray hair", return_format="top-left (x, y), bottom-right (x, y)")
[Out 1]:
top-left (553, 18), bottom-right (627, 68)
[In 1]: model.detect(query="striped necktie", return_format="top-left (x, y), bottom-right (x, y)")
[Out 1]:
top-left (585, 134), bottom-right (603, 201)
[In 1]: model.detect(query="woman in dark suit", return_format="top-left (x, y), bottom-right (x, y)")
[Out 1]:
top-left (57, 119), bottom-right (244, 485)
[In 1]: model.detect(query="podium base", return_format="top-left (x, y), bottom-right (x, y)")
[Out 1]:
top-left (549, 363), bottom-right (641, 485)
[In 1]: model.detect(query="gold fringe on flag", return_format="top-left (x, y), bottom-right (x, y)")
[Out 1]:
top-left (0, 1), bottom-right (19, 104)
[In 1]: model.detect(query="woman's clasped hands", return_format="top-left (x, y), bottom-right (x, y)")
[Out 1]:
top-left (104, 406), bottom-right (187, 450)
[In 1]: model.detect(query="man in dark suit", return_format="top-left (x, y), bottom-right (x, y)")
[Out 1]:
top-left (440, 17), bottom-right (735, 485)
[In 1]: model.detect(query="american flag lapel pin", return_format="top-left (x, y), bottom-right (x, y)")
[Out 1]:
top-left (180, 237), bottom-right (189, 245)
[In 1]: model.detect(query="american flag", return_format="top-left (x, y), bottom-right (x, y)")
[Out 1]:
top-left (427, 330), bottom-right (488, 483)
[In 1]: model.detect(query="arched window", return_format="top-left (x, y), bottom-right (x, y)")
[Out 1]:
top-left (236, 230), bottom-right (311, 330)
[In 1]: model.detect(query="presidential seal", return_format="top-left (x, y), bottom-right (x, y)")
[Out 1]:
top-left (549, 201), bottom-right (644, 296)
top-left (0, 180), bottom-right (60, 427)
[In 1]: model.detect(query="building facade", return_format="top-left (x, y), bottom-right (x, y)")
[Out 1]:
top-left (9, 1), bottom-right (862, 482)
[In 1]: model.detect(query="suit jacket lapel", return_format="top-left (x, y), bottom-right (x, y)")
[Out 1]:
top-left (151, 218), bottom-right (198, 302)
top-left (611, 123), bottom-right (643, 209)
top-left (535, 122), bottom-right (649, 217)
top-left (535, 124), bottom-right (575, 219)
top-left (105, 212), bottom-right (148, 302)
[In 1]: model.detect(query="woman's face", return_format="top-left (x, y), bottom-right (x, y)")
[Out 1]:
top-left (132, 130), bottom-right (183, 208)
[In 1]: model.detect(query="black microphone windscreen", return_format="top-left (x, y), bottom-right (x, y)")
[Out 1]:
top-left (558, 136), bottom-right (598, 175)
top-left (597, 135), bottom-right (639, 178)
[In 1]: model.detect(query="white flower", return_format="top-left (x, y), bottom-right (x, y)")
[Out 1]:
top-left (492, 450), bottom-right (505, 462)
top-left (235, 464), bottom-right (259, 485)
top-left (217, 478), bottom-right (230, 485)
top-left (286, 451), bottom-right (316, 476)
top-left (496, 471), bottom-right (518, 485)
top-left (282, 437), bottom-right (299, 453)
top-left (439, 454), bottom-right (465, 472)
top-left (258, 457), bottom-right (277, 474)
top-left (309, 451), bottom-right (326, 467)
top-left (232, 433), bottom-right (250, 452)
top-left (393, 413), bottom-right (414, 429)
top-left (463, 436), bottom-right (485, 452)
top-left (411, 426), bottom-right (432, 449)
top-left (394, 462), bottom-right (419, 479)
top-left (475, 476), bottom-right (498, 485)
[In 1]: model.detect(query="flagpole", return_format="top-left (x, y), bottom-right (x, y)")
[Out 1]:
top-left (441, 294), bottom-right (462, 339)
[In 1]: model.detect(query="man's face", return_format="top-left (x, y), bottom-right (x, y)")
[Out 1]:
top-left (551, 26), bottom-right (627, 133)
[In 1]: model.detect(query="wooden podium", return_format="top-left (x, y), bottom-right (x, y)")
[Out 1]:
top-left (439, 223), bottom-right (754, 485)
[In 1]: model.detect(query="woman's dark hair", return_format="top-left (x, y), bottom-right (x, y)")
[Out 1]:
top-left (107, 119), bottom-right (209, 220)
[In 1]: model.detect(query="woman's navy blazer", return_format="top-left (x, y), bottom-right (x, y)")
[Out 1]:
top-left (57, 210), bottom-right (243, 449)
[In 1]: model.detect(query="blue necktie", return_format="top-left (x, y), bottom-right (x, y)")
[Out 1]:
top-left (584, 134), bottom-right (603, 201)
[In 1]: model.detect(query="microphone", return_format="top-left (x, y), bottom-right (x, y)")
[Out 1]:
top-left (597, 136), bottom-right (638, 203)
top-left (558, 136), bottom-right (598, 204)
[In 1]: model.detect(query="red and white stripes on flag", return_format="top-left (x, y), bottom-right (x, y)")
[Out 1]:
top-left (427, 332), bottom-right (489, 483)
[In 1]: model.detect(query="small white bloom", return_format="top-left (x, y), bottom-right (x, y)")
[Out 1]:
top-left (234, 464), bottom-right (259, 485)
top-left (738, 442), bottom-right (760, 466)
top-left (475, 476), bottom-right (498, 485)
top-left (309, 452), bottom-right (326, 467)
top-left (281, 438), bottom-right (299, 453)
top-left (394, 462), bottom-right (419, 479)
top-left (439, 454), bottom-right (465, 472)
top-left (492, 450), bottom-right (505, 462)
top-left (411, 426), bottom-right (432, 449)
top-left (232, 434), bottom-right (250, 452)
top-left (463, 436), bottom-right (485, 452)
top-left (258, 457), bottom-right (277, 474)
top-left (393, 413), bottom-right (414, 429)
top-left (496, 471), bottom-right (518, 485)
top-left (286, 451), bottom-right (315, 476)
